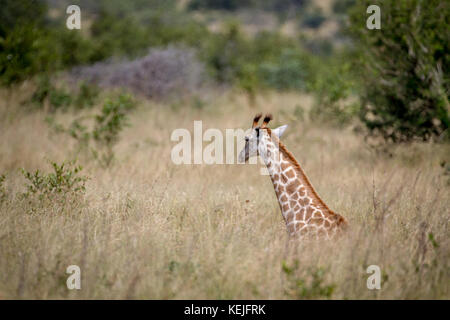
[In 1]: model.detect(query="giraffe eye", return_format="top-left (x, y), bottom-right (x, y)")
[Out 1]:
top-left (245, 137), bottom-right (249, 142)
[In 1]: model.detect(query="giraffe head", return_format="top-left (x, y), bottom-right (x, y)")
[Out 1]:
top-left (238, 113), bottom-right (288, 163)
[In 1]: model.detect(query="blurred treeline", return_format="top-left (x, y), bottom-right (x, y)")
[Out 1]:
top-left (0, 0), bottom-right (448, 142)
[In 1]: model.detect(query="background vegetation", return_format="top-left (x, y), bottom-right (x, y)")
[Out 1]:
top-left (0, 0), bottom-right (448, 299)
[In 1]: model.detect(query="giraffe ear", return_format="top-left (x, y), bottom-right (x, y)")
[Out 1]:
top-left (272, 125), bottom-right (288, 138)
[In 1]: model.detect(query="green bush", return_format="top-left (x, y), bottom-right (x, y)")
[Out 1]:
top-left (74, 82), bottom-right (100, 109)
top-left (50, 94), bottom-right (136, 167)
top-left (258, 49), bottom-right (310, 90)
top-left (348, 0), bottom-right (449, 142)
top-left (93, 95), bottom-right (136, 144)
top-left (282, 260), bottom-right (336, 299)
top-left (308, 54), bottom-right (360, 126)
top-left (201, 23), bottom-right (309, 92)
top-left (30, 76), bottom-right (98, 112)
top-left (301, 7), bottom-right (326, 29)
top-left (201, 22), bottom-right (250, 84)
top-left (20, 160), bottom-right (88, 211)
top-left (188, 0), bottom-right (254, 11)
top-left (0, 0), bottom-right (47, 37)
top-left (0, 25), bottom-right (58, 86)
top-left (30, 75), bottom-right (72, 111)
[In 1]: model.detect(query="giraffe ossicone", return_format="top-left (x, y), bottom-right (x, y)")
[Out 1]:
top-left (238, 113), bottom-right (348, 239)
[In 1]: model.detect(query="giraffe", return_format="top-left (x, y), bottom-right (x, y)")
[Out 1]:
top-left (238, 113), bottom-right (348, 239)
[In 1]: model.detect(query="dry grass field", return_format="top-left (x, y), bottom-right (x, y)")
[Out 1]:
top-left (0, 88), bottom-right (448, 299)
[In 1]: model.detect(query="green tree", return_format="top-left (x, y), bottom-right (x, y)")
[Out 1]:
top-left (349, 0), bottom-right (449, 142)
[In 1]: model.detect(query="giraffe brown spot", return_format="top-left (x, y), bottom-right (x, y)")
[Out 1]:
top-left (310, 218), bottom-right (323, 226)
top-left (286, 212), bottom-right (294, 223)
top-left (299, 197), bottom-right (310, 206)
top-left (281, 162), bottom-right (289, 171)
top-left (295, 222), bottom-right (305, 232)
top-left (280, 195), bottom-right (287, 203)
top-left (299, 187), bottom-right (306, 197)
top-left (285, 169), bottom-right (295, 179)
top-left (281, 174), bottom-right (288, 184)
top-left (278, 185), bottom-right (285, 194)
top-left (304, 206), bottom-right (314, 220)
top-left (282, 204), bottom-right (289, 212)
top-left (299, 208), bottom-right (305, 218)
top-left (273, 174), bottom-right (279, 181)
top-left (286, 180), bottom-right (300, 194)
top-left (295, 212), bottom-right (303, 220)
top-left (289, 200), bottom-right (297, 208)
top-left (313, 211), bottom-right (323, 218)
top-left (324, 220), bottom-right (330, 228)
top-left (291, 192), bottom-right (299, 200)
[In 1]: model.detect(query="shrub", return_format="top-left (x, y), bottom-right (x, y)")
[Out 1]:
top-left (201, 22), bottom-right (250, 84)
top-left (49, 94), bottom-right (136, 167)
top-left (0, 0), bottom-right (47, 37)
top-left (308, 54), bottom-right (360, 126)
top-left (0, 25), bottom-right (58, 86)
top-left (74, 82), bottom-right (100, 109)
top-left (301, 7), bottom-right (326, 29)
top-left (282, 260), bottom-right (336, 299)
top-left (89, 11), bottom-right (151, 61)
top-left (258, 49), bottom-right (310, 90)
top-left (71, 48), bottom-right (205, 100)
top-left (30, 76), bottom-right (98, 112)
top-left (348, 0), bottom-right (449, 142)
top-left (187, 0), bottom-right (254, 11)
top-left (20, 160), bottom-right (88, 210)
top-left (201, 24), bottom-right (306, 92)
top-left (30, 75), bottom-right (72, 111)
top-left (91, 94), bottom-right (136, 165)
top-left (0, 0), bottom-right (99, 86)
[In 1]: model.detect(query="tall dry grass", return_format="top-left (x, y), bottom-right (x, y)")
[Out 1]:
top-left (0, 88), bottom-right (448, 299)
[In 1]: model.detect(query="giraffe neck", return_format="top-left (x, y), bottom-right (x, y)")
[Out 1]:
top-left (259, 135), bottom-right (346, 238)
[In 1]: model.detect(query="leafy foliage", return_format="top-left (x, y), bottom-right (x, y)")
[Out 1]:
top-left (30, 76), bottom-right (98, 112)
top-left (258, 48), bottom-right (310, 90)
top-left (0, 0), bottom-right (47, 37)
top-left (49, 94), bottom-right (136, 167)
top-left (308, 53), bottom-right (360, 126)
top-left (348, 0), bottom-right (449, 142)
top-left (93, 94), bottom-right (135, 150)
top-left (282, 260), bottom-right (336, 299)
top-left (21, 160), bottom-right (88, 206)
top-left (0, 25), bottom-right (55, 85)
